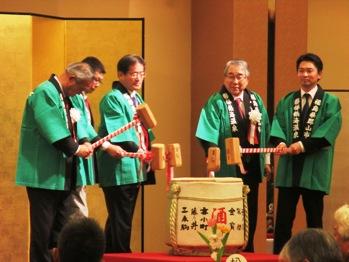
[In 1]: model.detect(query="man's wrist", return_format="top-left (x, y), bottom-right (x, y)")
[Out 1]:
top-left (298, 141), bottom-right (305, 152)
top-left (74, 145), bottom-right (81, 155)
top-left (101, 141), bottom-right (111, 151)
top-left (265, 153), bottom-right (271, 165)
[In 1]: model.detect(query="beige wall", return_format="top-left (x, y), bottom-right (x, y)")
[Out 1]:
top-left (307, 0), bottom-right (349, 235)
top-left (128, 0), bottom-right (192, 251)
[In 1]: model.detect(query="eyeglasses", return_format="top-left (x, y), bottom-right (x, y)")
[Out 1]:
top-left (225, 73), bottom-right (246, 82)
top-left (297, 68), bottom-right (316, 74)
top-left (128, 71), bottom-right (145, 79)
top-left (93, 77), bottom-right (103, 84)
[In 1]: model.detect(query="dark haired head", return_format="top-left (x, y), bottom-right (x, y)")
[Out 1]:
top-left (117, 54), bottom-right (145, 74)
top-left (58, 218), bottom-right (105, 262)
top-left (82, 56), bottom-right (106, 74)
top-left (296, 53), bottom-right (323, 73)
top-left (280, 228), bottom-right (343, 262)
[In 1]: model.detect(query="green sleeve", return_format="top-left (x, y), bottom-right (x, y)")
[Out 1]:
top-left (29, 88), bottom-right (70, 143)
top-left (311, 95), bottom-right (342, 145)
top-left (195, 95), bottom-right (223, 144)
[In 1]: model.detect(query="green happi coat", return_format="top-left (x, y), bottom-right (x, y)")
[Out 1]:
top-left (97, 83), bottom-right (154, 186)
top-left (196, 88), bottom-right (270, 179)
top-left (16, 80), bottom-right (97, 190)
top-left (270, 88), bottom-right (342, 194)
top-left (71, 94), bottom-right (98, 185)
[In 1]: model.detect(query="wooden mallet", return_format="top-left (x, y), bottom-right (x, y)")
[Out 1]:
top-left (206, 147), bottom-right (221, 177)
top-left (225, 137), bottom-right (246, 174)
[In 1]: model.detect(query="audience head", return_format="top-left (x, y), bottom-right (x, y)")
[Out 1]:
top-left (56, 217), bottom-right (105, 262)
top-left (279, 228), bottom-right (343, 262)
top-left (81, 56), bottom-right (106, 93)
top-left (334, 204), bottom-right (349, 259)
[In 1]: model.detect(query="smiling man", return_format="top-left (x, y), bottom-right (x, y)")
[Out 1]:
top-left (196, 59), bottom-right (271, 252)
top-left (270, 53), bottom-right (342, 254)
top-left (97, 54), bottom-right (154, 253)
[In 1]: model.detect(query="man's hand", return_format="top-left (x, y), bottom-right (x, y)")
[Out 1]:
top-left (287, 142), bottom-right (303, 155)
top-left (76, 142), bottom-right (93, 158)
top-left (105, 144), bottom-right (127, 158)
top-left (275, 142), bottom-right (288, 155)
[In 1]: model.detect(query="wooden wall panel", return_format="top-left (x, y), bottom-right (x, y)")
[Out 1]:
top-left (273, 0), bottom-right (308, 242)
top-left (191, 0), bottom-right (269, 253)
top-left (191, 0), bottom-right (235, 178)
top-left (274, 0), bottom-right (308, 102)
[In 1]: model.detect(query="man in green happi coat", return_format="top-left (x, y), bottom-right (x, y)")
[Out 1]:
top-left (270, 53), bottom-right (342, 254)
top-left (97, 54), bottom-right (155, 253)
top-left (61, 57), bottom-right (106, 221)
top-left (196, 60), bottom-right (271, 252)
top-left (16, 62), bottom-right (97, 262)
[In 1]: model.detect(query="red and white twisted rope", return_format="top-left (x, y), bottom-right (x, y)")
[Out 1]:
top-left (92, 117), bottom-right (139, 149)
top-left (122, 151), bottom-right (152, 161)
top-left (241, 147), bottom-right (280, 154)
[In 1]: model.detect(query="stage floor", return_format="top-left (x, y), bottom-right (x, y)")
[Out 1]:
top-left (103, 252), bottom-right (279, 262)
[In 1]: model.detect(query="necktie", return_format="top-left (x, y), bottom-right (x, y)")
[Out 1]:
top-left (301, 93), bottom-right (311, 123)
top-left (235, 98), bottom-right (245, 118)
top-left (131, 95), bottom-right (138, 107)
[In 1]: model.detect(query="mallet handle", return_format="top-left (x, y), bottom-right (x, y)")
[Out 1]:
top-left (92, 118), bottom-right (138, 149)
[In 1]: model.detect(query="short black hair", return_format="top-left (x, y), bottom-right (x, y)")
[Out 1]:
top-left (117, 54), bottom-right (145, 74)
top-left (82, 56), bottom-right (106, 74)
top-left (58, 218), bottom-right (105, 262)
top-left (296, 53), bottom-right (323, 73)
top-left (280, 228), bottom-right (343, 262)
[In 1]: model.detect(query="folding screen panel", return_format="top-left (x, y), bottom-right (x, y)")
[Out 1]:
top-left (0, 13), bottom-right (143, 261)
top-left (0, 14), bottom-right (32, 261)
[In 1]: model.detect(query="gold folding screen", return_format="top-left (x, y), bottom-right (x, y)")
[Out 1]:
top-left (0, 13), bottom-right (143, 261)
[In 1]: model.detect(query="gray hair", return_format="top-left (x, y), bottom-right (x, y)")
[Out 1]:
top-left (279, 228), bottom-right (343, 262)
top-left (66, 62), bottom-right (94, 83)
top-left (334, 204), bottom-right (349, 241)
top-left (224, 60), bottom-right (250, 77)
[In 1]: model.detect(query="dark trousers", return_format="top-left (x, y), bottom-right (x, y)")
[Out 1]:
top-left (244, 181), bottom-right (259, 252)
top-left (273, 187), bottom-right (324, 254)
top-left (102, 184), bottom-right (139, 253)
top-left (26, 187), bottom-right (71, 262)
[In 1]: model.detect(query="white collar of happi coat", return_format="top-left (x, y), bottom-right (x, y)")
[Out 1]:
top-left (300, 85), bottom-right (318, 99)
top-left (123, 90), bottom-right (138, 113)
top-left (53, 75), bottom-right (74, 130)
top-left (129, 90), bottom-right (138, 99)
top-left (54, 75), bottom-right (66, 97)
top-left (232, 91), bottom-right (244, 101)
